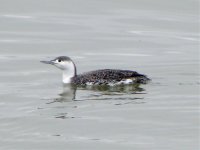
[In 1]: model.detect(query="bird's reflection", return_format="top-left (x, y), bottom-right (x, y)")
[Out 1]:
top-left (46, 84), bottom-right (77, 104)
top-left (60, 84), bottom-right (77, 100)
top-left (80, 83), bottom-right (145, 93)
top-left (47, 83), bottom-right (147, 104)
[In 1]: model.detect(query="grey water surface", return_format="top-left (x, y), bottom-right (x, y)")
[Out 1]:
top-left (0, 0), bottom-right (199, 150)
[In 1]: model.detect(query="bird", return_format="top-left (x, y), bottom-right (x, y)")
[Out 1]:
top-left (41, 56), bottom-right (150, 86)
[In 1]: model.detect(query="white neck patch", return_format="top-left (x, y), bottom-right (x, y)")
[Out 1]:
top-left (62, 61), bottom-right (75, 84)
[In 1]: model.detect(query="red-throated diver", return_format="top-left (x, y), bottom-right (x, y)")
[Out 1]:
top-left (41, 56), bottom-right (150, 85)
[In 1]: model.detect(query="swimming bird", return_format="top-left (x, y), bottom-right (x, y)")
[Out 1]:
top-left (41, 56), bottom-right (150, 85)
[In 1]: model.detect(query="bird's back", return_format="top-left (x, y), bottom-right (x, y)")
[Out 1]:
top-left (72, 69), bottom-right (150, 85)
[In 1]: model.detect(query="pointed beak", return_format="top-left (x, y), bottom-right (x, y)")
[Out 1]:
top-left (40, 60), bottom-right (55, 65)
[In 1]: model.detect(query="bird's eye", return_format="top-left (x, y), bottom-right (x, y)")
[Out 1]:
top-left (58, 59), bottom-right (61, 62)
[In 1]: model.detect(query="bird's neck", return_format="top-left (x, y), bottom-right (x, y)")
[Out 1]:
top-left (62, 61), bottom-right (77, 84)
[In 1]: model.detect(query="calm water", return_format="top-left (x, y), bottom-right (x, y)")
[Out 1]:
top-left (0, 0), bottom-right (199, 150)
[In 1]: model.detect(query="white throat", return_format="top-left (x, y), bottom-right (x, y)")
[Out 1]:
top-left (62, 62), bottom-right (76, 84)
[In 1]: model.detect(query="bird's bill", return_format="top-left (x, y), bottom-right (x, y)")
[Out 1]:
top-left (40, 60), bottom-right (55, 65)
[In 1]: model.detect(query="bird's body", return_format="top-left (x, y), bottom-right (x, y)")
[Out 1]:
top-left (72, 69), bottom-right (149, 85)
top-left (41, 56), bottom-right (150, 86)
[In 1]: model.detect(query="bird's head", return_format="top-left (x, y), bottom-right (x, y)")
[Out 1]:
top-left (41, 56), bottom-right (75, 71)
top-left (41, 56), bottom-right (77, 84)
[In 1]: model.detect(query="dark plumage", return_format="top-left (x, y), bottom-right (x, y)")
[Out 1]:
top-left (53, 56), bottom-right (72, 62)
top-left (71, 69), bottom-right (150, 85)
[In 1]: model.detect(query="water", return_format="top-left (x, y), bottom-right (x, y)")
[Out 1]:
top-left (0, 0), bottom-right (199, 149)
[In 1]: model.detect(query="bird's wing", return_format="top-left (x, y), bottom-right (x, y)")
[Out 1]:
top-left (76, 69), bottom-right (147, 84)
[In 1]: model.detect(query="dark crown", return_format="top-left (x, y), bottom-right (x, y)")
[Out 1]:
top-left (53, 56), bottom-right (72, 61)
